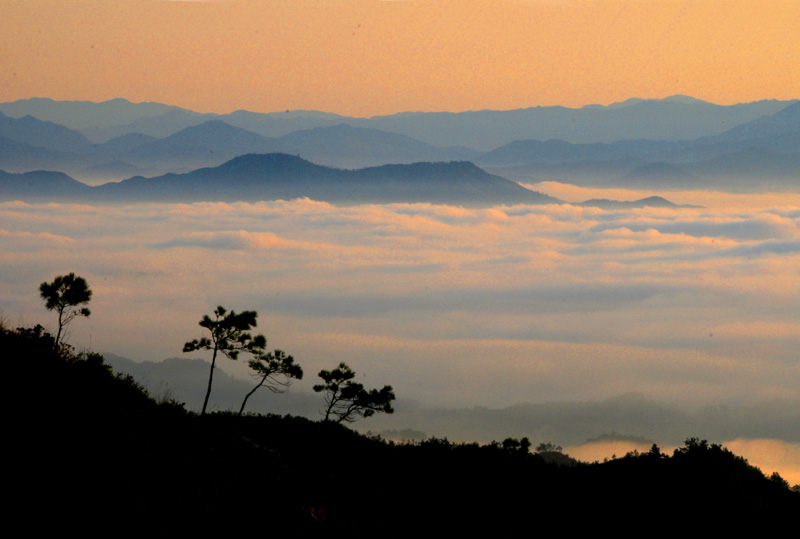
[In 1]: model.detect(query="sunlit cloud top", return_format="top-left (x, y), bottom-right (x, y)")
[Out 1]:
top-left (2, 194), bottom-right (798, 410)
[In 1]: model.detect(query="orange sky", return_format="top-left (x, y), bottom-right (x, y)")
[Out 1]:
top-left (2, 0), bottom-right (798, 116)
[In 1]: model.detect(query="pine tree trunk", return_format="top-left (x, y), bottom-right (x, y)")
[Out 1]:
top-left (201, 347), bottom-right (218, 416)
top-left (54, 308), bottom-right (64, 348)
top-left (238, 373), bottom-right (268, 416)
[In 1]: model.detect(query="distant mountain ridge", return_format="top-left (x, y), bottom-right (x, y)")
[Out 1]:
top-left (0, 153), bottom-right (559, 206)
top-left (2, 95), bottom-right (793, 148)
top-left (0, 97), bottom-right (194, 133)
top-left (580, 196), bottom-right (702, 209)
top-left (0, 168), bottom-right (90, 199)
top-left (0, 111), bottom-right (92, 153)
top-left (0, 96), bottom-right (797, 192)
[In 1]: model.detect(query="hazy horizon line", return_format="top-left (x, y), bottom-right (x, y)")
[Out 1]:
top-left (4, 93), bottom-right (798, 120)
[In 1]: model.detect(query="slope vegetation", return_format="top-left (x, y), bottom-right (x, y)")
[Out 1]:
top-left (7, 323), bottom-right (796, 533)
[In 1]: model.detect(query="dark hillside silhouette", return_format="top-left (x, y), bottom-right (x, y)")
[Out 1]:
top-left (580, 195), bottom-right (701, 209)
top-left (8, 322), bottom-right (796, 533)
top-left (96, 153), bottom-right (557, 205)
top-left (0, 168), bottom-right (91, 199)
top-left (1, 154), bottom-right (559, 206)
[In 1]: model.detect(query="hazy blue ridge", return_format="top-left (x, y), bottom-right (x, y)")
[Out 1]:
top-left (1, 96), bottom-right (797, 191)
top-left (0, 154), bottom-right (559, 206)
top-left (3, 95), bottom-right (794, 149)
top-left (0, 111), bottom-right (92, 153)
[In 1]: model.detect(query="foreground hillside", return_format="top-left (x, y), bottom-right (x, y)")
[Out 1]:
top-left (7, 323), bottom-right (796, 533)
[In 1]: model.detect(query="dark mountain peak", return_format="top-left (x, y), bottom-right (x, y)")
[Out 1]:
top-left (106, 97), bottom-right (134, 104)
top-left (210, 153), bottom-right (336, 179)
top-left (20, 96), bottom-right (56, 104)
top-left (220, 152), bottom-right (319, 170)
top-left (629, 98), bottom-right (717, 112)
top-left (215, 154), bottom-right (488, 181)
top-left (0, 111), bottom-right (55, 128)
top-left (0, 168), bottom-right (90, 199)
top-left (173, 118), bottom-right (237, 134)
top-left (593, 95), bottom-right (710, 111)
top-left (635, 196), bottom-right (674, 206)
top-left (160, 119), bottom-right (275, 146)
top-left (18, 169), bottom-right (83, 186)
top-left (99, 155), bottom-right (555, 205)
top-left (598, 97), bottom-right (646, 109)
top-left (361, 160), bottom-right (485, 178)
top-left (661, 94), bottom-right (710, 105)
top-left (197, 118), bottom-right (227, 127)
top-left (2, 152), bottom-right (557, 206)
top-left (580, 195), bottom-right (702, 209)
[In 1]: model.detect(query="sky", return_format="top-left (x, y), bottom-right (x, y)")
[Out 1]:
top-left (2, 0), bottom-right (800, 116)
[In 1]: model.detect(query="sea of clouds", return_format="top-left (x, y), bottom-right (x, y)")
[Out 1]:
top-left (2, 185), bottom-right (798, 480)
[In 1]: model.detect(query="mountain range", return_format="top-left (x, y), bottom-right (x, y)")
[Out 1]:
top-left (2, 95), bottom-right (793, 148)
top-left (482, 102), bottom-right (800, 190)
top-left (0, 96), bottom-right (797, 194)
top-left (0, 153), bottom-right (558, 206)
top-left (579, 196), bottom-right (702, 210)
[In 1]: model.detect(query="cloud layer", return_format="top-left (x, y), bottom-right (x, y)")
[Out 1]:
top-left (2, 194), bottom-right (799, 413)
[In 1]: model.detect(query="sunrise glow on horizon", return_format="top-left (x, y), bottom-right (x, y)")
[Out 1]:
top-left (2, 0), bottom-right (799, 116)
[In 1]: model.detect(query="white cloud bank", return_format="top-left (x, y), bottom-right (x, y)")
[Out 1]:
top-left (1, 194), bottom-right (799, 414)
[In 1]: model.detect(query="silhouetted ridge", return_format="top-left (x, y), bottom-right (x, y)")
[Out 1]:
top-left (166, 118), bottom-right (251, 140)
top-left (7, 323), bottom-right (798, 531)
top-left (355, 160), bottom-right (486, 178)
top-left (0, 111), bottom-right (92, 153)
top-left (579, 195), bottom-right (701, 209)
top-left (216, 152), bottom-right (337, 176)
top-left (10, 153), bottom-right (557, 206)
top-left (636, 195), bottom-right (678, 206)
top-left (0, 169), bottom-right (91, 199)
top-left (698, 101), bottom-right (799, 149)
top-left (115, 120), bottom-right (284, 170)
